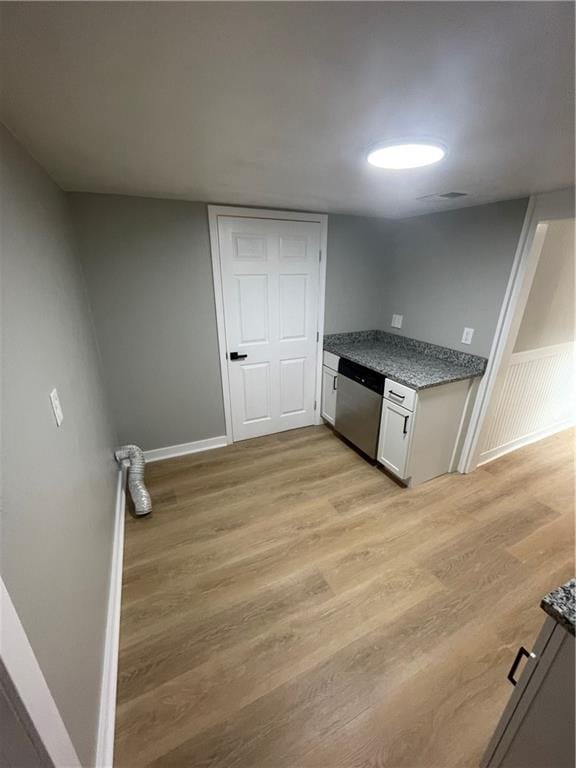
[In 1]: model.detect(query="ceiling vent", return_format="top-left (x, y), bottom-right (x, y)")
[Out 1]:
top-left (417, 191), bottom-right (468, 201)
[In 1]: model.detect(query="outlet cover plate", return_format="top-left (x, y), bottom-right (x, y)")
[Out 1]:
top-left (462, 327), bottom-right (474, 345)
top-left (391, 314), bottom-right (403, 329)
top-left (49, 388), bottom-right (64, 427)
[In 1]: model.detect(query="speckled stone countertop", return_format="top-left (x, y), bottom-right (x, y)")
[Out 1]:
top-left (324, 330), bottom-right (487, 390)
top-left (541, 579), bottom-right (576, 635)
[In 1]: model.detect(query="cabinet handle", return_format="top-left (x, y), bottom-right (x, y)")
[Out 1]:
top-left (332, 375), bottom-right (338, 391)
top-left (507, 646), bottom-right (533, 685)
top-left (389, 390), bottom-right (405, 400)
top-left (403, 415), bottom-right (409, 435)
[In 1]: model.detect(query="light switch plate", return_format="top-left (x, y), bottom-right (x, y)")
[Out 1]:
top-left (462, 327), bottom-right (474, 345)
top-left (391, 314), bottom-right (403, 329)
top-left (49, 388), bottom-right (64, 427)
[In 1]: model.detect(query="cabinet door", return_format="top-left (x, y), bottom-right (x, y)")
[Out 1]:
top-left (482, 618), bottom-right (574, 768)
top-left (321, 365), bottom-right (338, 425)
top-left (377, 400), bottom-right (413, 478)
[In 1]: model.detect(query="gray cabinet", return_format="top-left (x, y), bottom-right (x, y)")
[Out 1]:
top-left (482, 617), bottom-right (575, 768)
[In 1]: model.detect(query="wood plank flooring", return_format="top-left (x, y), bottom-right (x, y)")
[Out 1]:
top-left (115, 426), bottom-right (574, 767)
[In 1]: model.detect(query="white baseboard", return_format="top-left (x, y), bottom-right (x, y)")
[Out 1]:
top-left (478, 418), bottom-right (574, 466)
top-left (0, 579), bottom-right (81, 766)
top-left (95, 461), bottom-right (128, 768)
top-left (143, 435), bottom-right (228, 463)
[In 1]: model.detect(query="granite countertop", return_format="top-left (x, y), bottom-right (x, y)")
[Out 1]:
top-left (324, 330), bottom-right (487, 390)
top-left (541, 579), bottom-right (576, 635)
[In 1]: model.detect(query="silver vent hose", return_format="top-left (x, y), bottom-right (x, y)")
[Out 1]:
top-left (114, 444), bottom-right (152, 516)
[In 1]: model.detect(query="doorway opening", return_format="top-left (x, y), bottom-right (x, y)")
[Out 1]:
top-left (477, 218), bottom-right (574, 463)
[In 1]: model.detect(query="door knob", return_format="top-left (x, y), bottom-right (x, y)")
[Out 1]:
top-left (229, 352), bottom-right (248, 360)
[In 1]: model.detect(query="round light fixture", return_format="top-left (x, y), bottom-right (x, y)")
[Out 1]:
top-left (367, 142), bottom-right (446, 170)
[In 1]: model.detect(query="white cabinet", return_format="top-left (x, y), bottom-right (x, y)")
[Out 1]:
top-left (321, 365), bottom-right (338, 425)
top-left (377, 400), bottom-right (413, 477)
top-left (383, 379), bottom-right (417, 411)
top-left (377, 377), bottom-right (474, 486)
top-left (323, 351), bottom-right (340, 372)
top-left (321, 352), bottom-right (339, 425)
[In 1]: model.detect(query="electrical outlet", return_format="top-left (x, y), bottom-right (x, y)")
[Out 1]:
top-left (49, 388), bottom-right (64, 427)
top-left (461, 327), bottom-right (474, 345)
top-left (391, 314), bottom-right (403, 329)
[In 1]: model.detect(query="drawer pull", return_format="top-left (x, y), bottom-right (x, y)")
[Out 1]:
top-left (389, 390), bottom-right (405, 400)
top-left (507, 646), bottom-right (534, 685)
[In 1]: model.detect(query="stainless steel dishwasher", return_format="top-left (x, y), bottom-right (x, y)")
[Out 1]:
top-left (334, 358), bottom-right (385, 459)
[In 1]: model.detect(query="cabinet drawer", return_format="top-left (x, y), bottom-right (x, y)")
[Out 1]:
top-left (384, 379), bottom-right (417, 411)
top-left (323, 351), bottom-right (340, 372)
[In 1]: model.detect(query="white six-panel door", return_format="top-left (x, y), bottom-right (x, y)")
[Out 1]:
top-left (217, 216), bottom-right (321, 441)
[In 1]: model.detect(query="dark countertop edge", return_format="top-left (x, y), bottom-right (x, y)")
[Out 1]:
top-left (324, 346), bottom-right (485, 391)
top-left (540, 579), bottom-right (576, 636)
top-left (401, 371), bottom-right (483, 391)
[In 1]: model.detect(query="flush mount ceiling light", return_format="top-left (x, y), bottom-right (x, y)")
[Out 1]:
top-left (367, 142), bottom-right (447, 170)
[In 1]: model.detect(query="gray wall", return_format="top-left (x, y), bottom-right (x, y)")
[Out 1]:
top-left (326, 200), bottom-right (529, 358)
top-left (383, 199), bottom-right (529, 357)
top-left (325, 215), bottom-right (392, 334)
top-left (1, 126), bottom-right (117, 764)
top-left (70, 199), bottom-right (396, 451)
top-left (69, 195), bottom-right (528, 450)
top-left (514, 217), bottom-right (575, 352)
top-left (69, 194), bottom-right (226, 450)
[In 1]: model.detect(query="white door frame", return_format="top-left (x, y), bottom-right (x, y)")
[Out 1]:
top-left (208, 205), bottom-right (328, 444)
top-left (458, 187), bottom-right (575, 473)
top-left (0, 578), bottom-right (80, 767)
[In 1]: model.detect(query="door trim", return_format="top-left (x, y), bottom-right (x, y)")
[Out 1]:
top-left (208, 205), bottom-right (328, 444)
top-left (0, 578), bottom-right (80, 767)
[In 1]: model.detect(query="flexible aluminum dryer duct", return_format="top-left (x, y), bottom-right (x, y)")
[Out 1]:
top-left (114, 444), bottom-right (152, 516)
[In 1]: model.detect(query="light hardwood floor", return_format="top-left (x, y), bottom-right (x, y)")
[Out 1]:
top-left (115, 426), bottom-right (574, 768)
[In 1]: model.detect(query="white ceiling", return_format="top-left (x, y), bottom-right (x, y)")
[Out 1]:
top-left (1, 2), bottom-right (574, 218)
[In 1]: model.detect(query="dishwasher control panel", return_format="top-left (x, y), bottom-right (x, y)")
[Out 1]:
top-left (338, 358), bottom-right (385, 395)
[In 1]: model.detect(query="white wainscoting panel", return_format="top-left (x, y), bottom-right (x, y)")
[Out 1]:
top-left (479, 342), bottom-right (575, 464)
